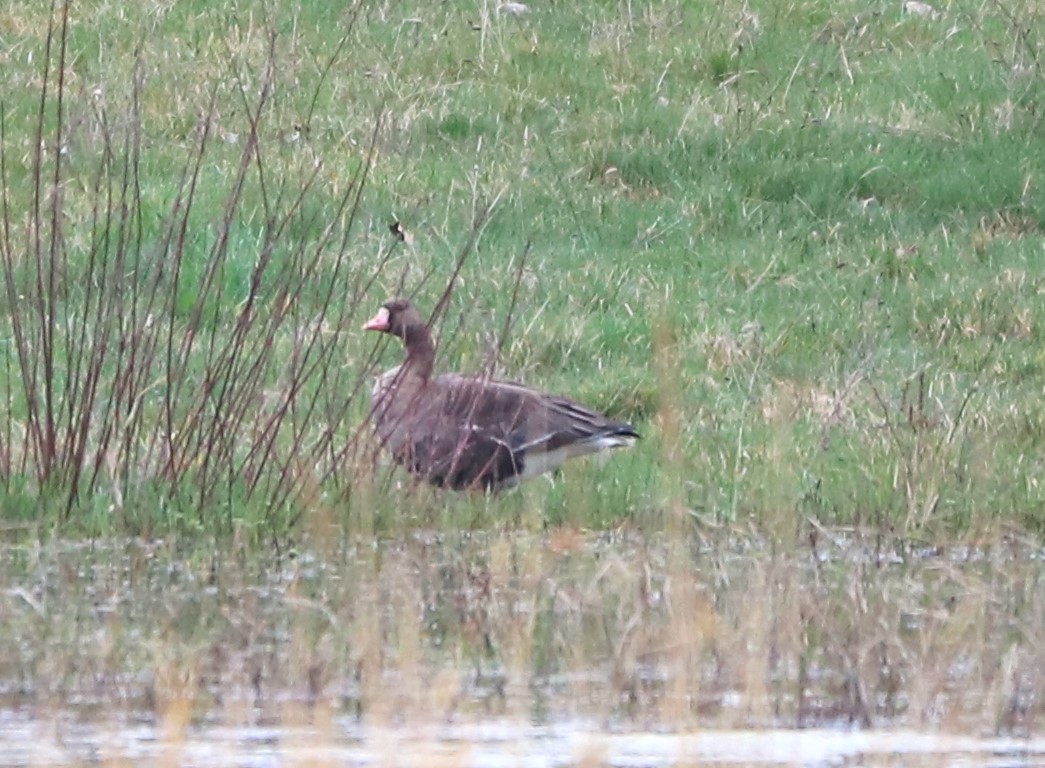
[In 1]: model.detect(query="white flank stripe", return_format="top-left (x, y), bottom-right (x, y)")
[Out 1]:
top-left (517, 434), bottom-right (636, 481)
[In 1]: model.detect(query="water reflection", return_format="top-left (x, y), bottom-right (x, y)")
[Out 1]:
top-left (4, 714), bottom-right (1045, 767)
top-left (1, 531), bottom-right (1042, 765)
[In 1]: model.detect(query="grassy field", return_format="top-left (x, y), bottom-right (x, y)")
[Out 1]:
top-left (0, 0), bottom-right (1042, 541)
top-left (1, 1), bottom-right (1044, 750)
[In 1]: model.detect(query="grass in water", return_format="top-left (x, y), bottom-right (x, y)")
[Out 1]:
top-left (0, 533), bottom-right (1042, 738)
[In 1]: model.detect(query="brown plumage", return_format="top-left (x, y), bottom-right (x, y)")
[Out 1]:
top-left (362, 298), bottom-right (639, 491)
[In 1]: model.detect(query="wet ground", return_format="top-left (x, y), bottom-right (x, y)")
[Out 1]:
top-left (1, 529), bottom-right (1043, 766)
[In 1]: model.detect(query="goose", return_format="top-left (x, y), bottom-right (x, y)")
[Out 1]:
top-left (362, 298), bottom-right (639, 491)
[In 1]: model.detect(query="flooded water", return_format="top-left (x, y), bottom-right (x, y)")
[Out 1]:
top-left (4, 714), bottom-right (1045, 767)
top-left (1, 530), bottom-right (1042, 766)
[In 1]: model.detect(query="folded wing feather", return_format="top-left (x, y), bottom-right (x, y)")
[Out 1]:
top-left (372, 369), bottom-right (636, 491)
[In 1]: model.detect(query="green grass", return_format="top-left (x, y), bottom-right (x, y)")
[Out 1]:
top-left (1, 0), bottom-right (1043, 540)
